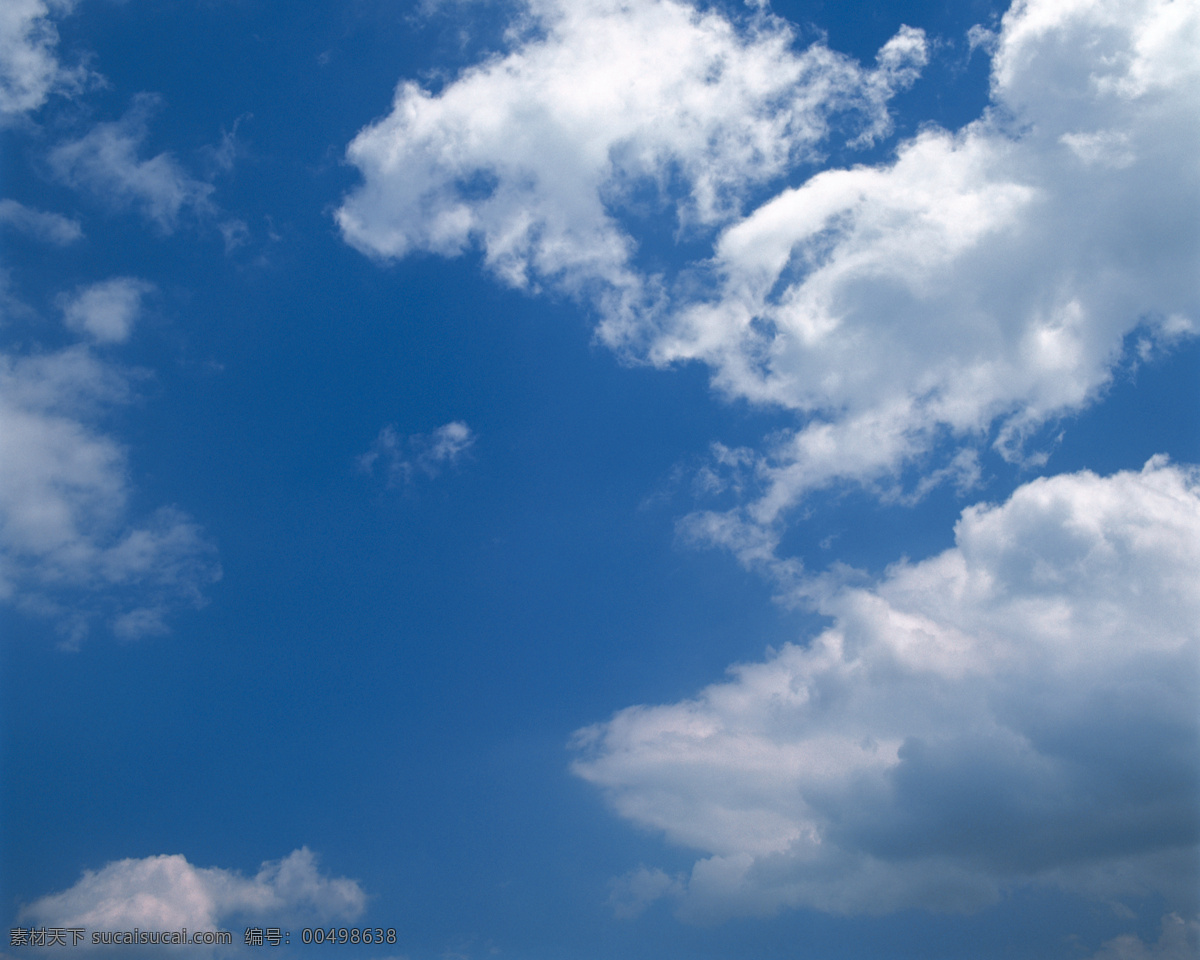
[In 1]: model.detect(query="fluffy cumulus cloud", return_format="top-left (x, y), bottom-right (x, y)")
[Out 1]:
top-left (572, 459), bottom-right (1200, 920)
top-left (339, 0), bottom-right (1198, 543)
top-left (0, 335), bottom-right (220, 646)
top-left (49, 94), bottom-right (215, 231)
top-left (19, 848), bottom-right (365, 949)
top-left (338, 0), bottom-right (927, 317)
top-left (670, 0), bottom-right (1200, 538)
top-left (0, 0), bottom-right (88, 121)
top-left (358, 420), bottom-right (476, 486)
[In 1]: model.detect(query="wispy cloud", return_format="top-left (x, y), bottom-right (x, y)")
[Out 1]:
top-left (0, 334), bottom-right (220, 647)
top-left (0, 198), bottom-right (82, 244)
top-left (48, 94), bottom-right (216, 232)
top-left (574, 458), bottom-right (1200, 920)
top-left (358, 420), bottom-right (476, 487)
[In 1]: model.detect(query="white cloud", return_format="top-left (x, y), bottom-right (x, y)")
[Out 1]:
top-left (0, 0), bottom-right (89, 122)
top-left (60, 277), bottom-right (154, 343)
top-left (572, 459), bottom-right (1200, 920)
top-left (338, 0), bottom-right (926, 317)
top-left (0, 198), bottom-right (82, 244)
top-left (358, 420), bottom-right (476, 485)
top-left (0, 343), bottom-right (220, 646)
top-left (661, 0), bottom-right (1199, 521)
top-left (1087, 914), bottom-right (1199, 960)
top-left (49, 94), bottom-right (215, 231)
top-left (19, 848), bottom-right (366, 946)
top-left (424, 420), bottom-right (476, 468)
top-left (339, 0), bottom-right (1198, 542)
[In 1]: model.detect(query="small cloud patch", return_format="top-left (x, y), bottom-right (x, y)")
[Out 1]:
top-left (358, 420), bottom-right (476, 487)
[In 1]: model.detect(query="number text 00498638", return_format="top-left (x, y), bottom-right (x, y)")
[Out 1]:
top-left (301, 928), bottom-right (397, 945)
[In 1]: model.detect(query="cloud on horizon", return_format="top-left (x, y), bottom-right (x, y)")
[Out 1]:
top-left (573, 458), bottom-right (1200, 921)
top-left (19, 848), bottom-right (366, 952)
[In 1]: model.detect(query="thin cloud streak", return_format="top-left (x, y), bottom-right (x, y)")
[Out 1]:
top-left (0, 198), bottom-right (83, 244)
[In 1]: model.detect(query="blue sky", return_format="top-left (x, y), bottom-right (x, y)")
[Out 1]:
top-left (1, 0), bottom-right (1197, 958)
